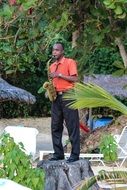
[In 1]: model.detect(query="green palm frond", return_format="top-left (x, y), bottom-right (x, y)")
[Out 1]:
top-left (63, 82), bottom-right (127, 115)
top-left (77, 170), bottom-right (127, 190)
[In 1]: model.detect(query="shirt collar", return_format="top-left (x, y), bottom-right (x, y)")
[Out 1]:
top-left (54, 56), bottom-right (65, 65)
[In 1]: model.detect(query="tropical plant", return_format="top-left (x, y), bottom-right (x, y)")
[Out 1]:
top-left (76, 170), bottom-right (127, 190)
top-left (64, 82), bottom-right (127, 115)
top-left (64, 83), bottom-right (127, 189)
top-left (99, 134), bottom-right (118, 162)
top-left (84, 47), bottom-right (121, 75)
top-left (76, 131), bottom-right (126, 189)
top-left (0, 133), bottom-right (45, 190)
top-left (103, 0), bottom-right (127, 19)
top-left (112, 60), bottom-right (127, 76)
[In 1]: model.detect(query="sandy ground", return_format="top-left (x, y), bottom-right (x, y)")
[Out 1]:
top-left (0, 117), bottom-right (68, 154)
top-left (0, 117), bottom-right (51, 134)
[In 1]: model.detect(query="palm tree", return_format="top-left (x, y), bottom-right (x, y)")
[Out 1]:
top-left (76, 170), bottom-right (127, 190)
top-left (64, 82), bottom-right (127, 189)
top-left (64, 82), bottom-right (127, 115)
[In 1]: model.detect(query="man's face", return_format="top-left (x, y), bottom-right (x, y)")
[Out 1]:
top-left (52, 44), bottom-right (64, 60)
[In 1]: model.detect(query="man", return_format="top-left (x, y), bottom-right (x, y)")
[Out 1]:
top-left (49, 42), bottom-right (80, 162)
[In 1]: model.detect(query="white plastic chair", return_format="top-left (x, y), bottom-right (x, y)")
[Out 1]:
top-left (0, 178), bottom-right (32, 190)
top-left (4, 126), bottom-right (38, 158)
top-left (115, 126), bottom-right (127, 166)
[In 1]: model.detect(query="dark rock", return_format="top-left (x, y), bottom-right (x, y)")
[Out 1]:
top-left (37, 159), bottom-right (102, 190)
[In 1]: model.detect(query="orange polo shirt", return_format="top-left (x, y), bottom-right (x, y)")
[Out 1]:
top-left (50, 57), bottom-right (78, 92)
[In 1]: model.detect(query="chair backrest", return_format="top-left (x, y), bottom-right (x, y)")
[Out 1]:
top-left (4, 126), bottom-right (38, 157)
top-left (117, 126), bottom-right (127, 157)
top-left (118, 126), bottom-right (127, 145)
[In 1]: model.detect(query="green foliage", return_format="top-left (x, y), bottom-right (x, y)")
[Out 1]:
top-left (0, 102), bottom-right (31, 118)
top-left (0, 133), bottom-right (44, 190)
top-left (14, 68), bottom-right (51, 117)
top-left (0, 0), bottom-right (75, 118)
top-left (79, 170), bottom-right (127, 190)
top-left (22, 0), bottom-right (38, 10)
top-left (99, 134), bottom-right (118, 162)
top-left (0, 2), bottom-right (45, 76)
top-left (0, 4), bottom-right (14, 19)
top-left (103, 0), bottom-right (127, 18)
top-left (64, 82), bottom-right (127, 115)
top-left (0, 1), bottom-right (72, 77)
top-left (83, 48), bottom-right (121, 75)
top-left (38, 86), bottom-right (44, 94)
top-left (112, 60), bottom-right (127, 76)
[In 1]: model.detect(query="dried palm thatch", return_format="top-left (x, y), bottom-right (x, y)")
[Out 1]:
top-left (84, 74), bottom-right (127, 98)
top-left (0, 78), bottom-right (36, 104)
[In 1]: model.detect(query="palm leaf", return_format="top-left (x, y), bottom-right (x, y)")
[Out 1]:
top-left (63, 82), bottom-right (127, 115)
top-left (76, 170), bottom-right (127, 190)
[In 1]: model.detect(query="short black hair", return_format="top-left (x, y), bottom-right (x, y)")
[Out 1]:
top-left (54, 42), bottom-right (64, 50)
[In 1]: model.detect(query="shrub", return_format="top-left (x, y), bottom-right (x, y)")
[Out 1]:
top-left (0, 133), bottom-right (45, 190)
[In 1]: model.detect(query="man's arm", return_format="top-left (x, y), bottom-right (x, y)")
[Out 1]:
top-left (58, 73), bottom-right (78, 82)
top-left (50, 72), bottom-right (78, 82)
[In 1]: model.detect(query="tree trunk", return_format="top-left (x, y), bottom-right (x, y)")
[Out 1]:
top-left (37, 159), bottom-right (108, 190)
top-left (115, 37), bottom-right (127, 68)
top-left (72, 30), bottom-right (80, 48)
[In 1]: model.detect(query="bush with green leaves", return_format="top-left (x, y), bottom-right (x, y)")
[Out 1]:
top-left (0, 133), bottom-right (45, 190)
top-left (99, 134), bottom-right (118, 162)
top-left (83, 47), bottom-right (122, 75)
top-left (78, 134), bottom-right (127, 190)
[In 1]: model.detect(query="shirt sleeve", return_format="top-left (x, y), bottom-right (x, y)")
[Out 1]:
top-left (68, 59), bottom-right (78, 76)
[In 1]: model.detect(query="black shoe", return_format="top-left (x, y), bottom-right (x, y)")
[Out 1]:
top-left (49, 156), bottom-right (64, 161)
top-left (66, 157), bottom-right (79, 163)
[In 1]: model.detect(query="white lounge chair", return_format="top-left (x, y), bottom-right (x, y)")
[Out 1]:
top-left (39, 150), bottom-right (105, 165)
top-left (4, 126), bottom-right (38, 158)
top-left (0, 178), bottom-right (32, 190)
top-left (115, 126), bottom-right (127, 167)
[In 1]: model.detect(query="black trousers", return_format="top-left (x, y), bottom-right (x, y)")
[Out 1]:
top-left (51, 94), bottom-right (80, 159)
